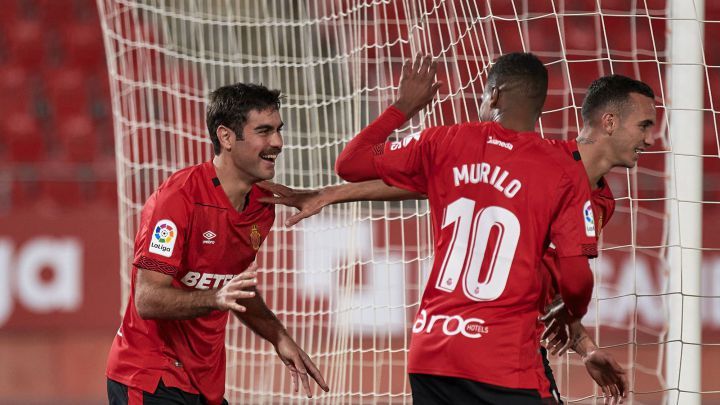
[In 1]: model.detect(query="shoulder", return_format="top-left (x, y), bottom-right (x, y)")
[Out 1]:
top-left (153, 164), bottom-right (206, 207)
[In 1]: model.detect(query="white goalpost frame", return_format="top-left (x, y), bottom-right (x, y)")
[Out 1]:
top-left (665, 0), bottom-right (704, 404)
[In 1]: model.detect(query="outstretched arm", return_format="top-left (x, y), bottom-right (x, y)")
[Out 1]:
top-left (335, 54), bottom-right (441, 182)
top-left (258, 180), bottom-right (426, 226)
top-left (234, 286), bottom-right (329, 397)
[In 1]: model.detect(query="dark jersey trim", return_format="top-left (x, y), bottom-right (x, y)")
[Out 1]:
top-left (134, 256), bottom-right (179, 276)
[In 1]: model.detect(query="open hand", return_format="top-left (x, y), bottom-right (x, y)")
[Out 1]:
top-left (539, 299), bottom-right (573, 355)
top-left (392, 54), bottom-right (442, 118)
top-left (214, 263), bottom-right (258, 312)
top-left (584, 349), bottom-right (628, 404)
top-left (257, 181), bottom-right (327, 226)
top-left (275, 333), bottom-right (330, 397)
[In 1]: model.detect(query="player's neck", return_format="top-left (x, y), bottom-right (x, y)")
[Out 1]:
top-left (497, 115), bottom-right (537, 133)
top-left (576, 132), bottom-right (612, 189)
top-left (212, 155), bottom-right (252, 211)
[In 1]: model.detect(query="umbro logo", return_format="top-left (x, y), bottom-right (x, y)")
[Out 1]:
top-left (202, 230), bottom-right (216, 245)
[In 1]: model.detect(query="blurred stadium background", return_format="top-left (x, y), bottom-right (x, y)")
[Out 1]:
top-left (1, 0), bottom-right (719, 404)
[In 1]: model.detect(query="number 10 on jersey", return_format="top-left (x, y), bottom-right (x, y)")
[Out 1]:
top-left (437, 198), bottom-right (521, 301)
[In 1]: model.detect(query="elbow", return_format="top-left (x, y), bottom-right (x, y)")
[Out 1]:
top-left (335, 155), bottom-right (366, 183)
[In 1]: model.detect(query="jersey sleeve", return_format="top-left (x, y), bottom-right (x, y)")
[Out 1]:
top-left (373, 126), bottom-right (445, 194)
top-left (592, 179), bottom-right (616, 232)
top-left (132, 188), bottom-right (190, 277)
top-left (549, 168), bottom-right (598, 258)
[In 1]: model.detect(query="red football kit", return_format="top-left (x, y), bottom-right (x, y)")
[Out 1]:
top-left (535, 139), bottom-right (616, 399)
top-left (106, 161), bottom-right (274, 405)
top-left (337, 107), bottom-right (598, 391)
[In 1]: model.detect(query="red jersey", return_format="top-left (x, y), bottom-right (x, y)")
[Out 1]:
top-left (374, 121), bottom-right (598, 391)
top-left (106, 161), bottom-right (275, 405)
top-left (535, 139), bottom-right (615, 398)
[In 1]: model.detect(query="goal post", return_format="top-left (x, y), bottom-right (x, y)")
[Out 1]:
top-left (665, 0), bottom-right (704, 404)
top-left (97, 1), bottom-right (718, 403)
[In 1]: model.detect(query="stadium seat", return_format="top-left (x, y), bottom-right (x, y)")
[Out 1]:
top-left (58, 21), bottom-right (105, 71)
top-left (1, 113), bottom-right (46, 163)
top-left (43, 67), bottom-right (90, 117)
top-left (33, 0), bottom-right (79, 29)
top-left (57, 114), bottom-right (98, 163)
top-left (3, 20), bottom-right (47, 70)
top-left (0, 64), bottom-right (33, 116)
top-left (0, 0), bottom-right (24, 27)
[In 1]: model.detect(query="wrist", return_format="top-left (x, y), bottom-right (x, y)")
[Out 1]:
top-left (390, 100), bottom-right (415, 119)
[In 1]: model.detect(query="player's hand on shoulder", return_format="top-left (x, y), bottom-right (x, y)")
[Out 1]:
top-left (393, 54), bottom-right (442, 118)
top-left (215, 263), bottom-right (258, 313)
top-left (583, 349), bottom-right (627, 405)
top-left (257, 181), bottom-right (326, 226)
top-left (274, 333), bottom-right (330, 398)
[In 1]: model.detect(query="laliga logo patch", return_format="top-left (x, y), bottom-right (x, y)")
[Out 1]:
top-left (149, 219), bottom-right (177, 257)
top-left (583, 200), bottom-right (596, 237)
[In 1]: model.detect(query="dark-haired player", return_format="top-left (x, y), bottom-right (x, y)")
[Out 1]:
top-left (260, 72), bottom-right (655, 405)
top-left (332, 53), bottom-right (598, 404)
top-left (106, 83), bottom-right (328, 405)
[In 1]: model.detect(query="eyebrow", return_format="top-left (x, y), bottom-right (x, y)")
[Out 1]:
top-left (254, 123), bottom-right (283, 132)
top-left (640, 119), bottom-right (655, 126)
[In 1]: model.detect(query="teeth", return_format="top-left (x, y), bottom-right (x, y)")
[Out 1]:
top-left (261, 154), bottom-right (277, 160)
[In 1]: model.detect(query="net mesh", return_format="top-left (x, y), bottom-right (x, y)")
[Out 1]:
top-left (97, 0), bottom-right (720, 403)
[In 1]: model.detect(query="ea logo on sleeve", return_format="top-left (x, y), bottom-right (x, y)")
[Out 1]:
top-left (149, 219), bottom-right (177, 257)
top-left (583, 200), bottom-right (596, 237)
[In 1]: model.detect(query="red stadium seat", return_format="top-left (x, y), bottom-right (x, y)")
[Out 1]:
top-left (0, 64), bottom-right (33, 116)
top-left (43, 67), bottom-right (90, 117)
top-left (33, 0), bottom-right (79, 29)
top-left (1, 113), bottom-right (46, 163)
top-left (58, 21), bottom-right (106, 71)
top-left (57, 114), bottom-right (98, 163)
top-left (0, 0), bottom-right (23, 26)
top-left (3, 20), bottom-right (47, 70)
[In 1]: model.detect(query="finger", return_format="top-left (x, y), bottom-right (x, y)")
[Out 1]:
top-left (431, 81), bottom-right (442, 94)
top-left (421, 55), bottom-right (433, 74)
top-left (227, 290), bottom-right (256, 300)
top-left (402, 58), bottom-right (413, 78)
top-left (286, 212), bottom-right (310, 227)
top-left (297, 366), bottom-right (312, 397)
top-left (541, 319), bottom-right (558, 340)
top-left (557, 337), bottom-right (571, 356)
top-left (601, 384), bottom-right (612, 402)
top-left (412, 54), bottom-right (422, 73)
top-left (289, 366), bottom-right (299, 394)
top-left (429, 59), bottom-right (438, 76)
top-left (231, 270), bottom-right (258, 283)
top-left (227, 302), bottom-right (247, 313)
top-left (256, 181), bottom-right (293, 197)
top-left (301, 353), bottom-right (330, 392)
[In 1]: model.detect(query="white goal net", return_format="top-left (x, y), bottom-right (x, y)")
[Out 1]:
top-left (97, 0), bottom-right (719, 403)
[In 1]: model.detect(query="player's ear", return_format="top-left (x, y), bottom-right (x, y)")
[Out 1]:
top-left (217, 125), bottom-right (235, 151)
top-left (489, 86), bottom-right (500, 109)
top-left (600, 112), bottom-right (617, 135)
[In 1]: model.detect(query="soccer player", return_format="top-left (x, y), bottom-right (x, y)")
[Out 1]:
top-left (334, 52), bottom-right (598, 404)
top-left (106, 83), bottom-right (329, 405)
top-left (259, 73), bottom-right (656, 405)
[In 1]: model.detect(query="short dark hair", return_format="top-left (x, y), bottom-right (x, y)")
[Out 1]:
top-left (206, 83), bottom-right (282, 155)
top-left (487, 52), bottom-right (548, 102)
top-left (581, 75), bottom-right (655, 125)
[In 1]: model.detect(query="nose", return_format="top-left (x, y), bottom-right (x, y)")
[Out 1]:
top-left (644, 132), bottom-right (655, 147)
top-left (270, 131), bottom-right (283, 150)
